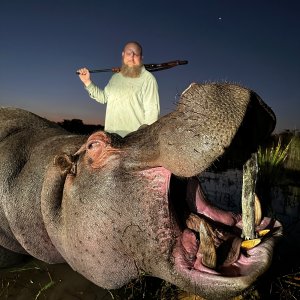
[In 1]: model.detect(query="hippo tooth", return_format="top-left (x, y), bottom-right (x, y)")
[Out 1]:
top-left (258, 229), bottom-right (270, 237)
top-left (241, 153), bottom-right (259, 240)
top-left (254, 194), bottom-right (262, 226)
top-left (221, 237), bottom-right (242, 267)
top-left (241, 238), bottom-right (261, 250)
top-left (198, 220), bottom-right (217, 269)
top-left (185, 212), bottom-right (202, 232)
top-left (186, 213), bottom-right (217, 269)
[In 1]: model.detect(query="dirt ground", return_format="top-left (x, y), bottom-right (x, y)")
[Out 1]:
top-left (1, 250), bottom-right (300, 300)
top-left (0, 257), bottom-right (179, 300)
top-left (0, 258), bottom-right (114, 300)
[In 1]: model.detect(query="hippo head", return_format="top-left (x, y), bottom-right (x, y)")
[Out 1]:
top-left (41, 83), bottom-right (281, 299)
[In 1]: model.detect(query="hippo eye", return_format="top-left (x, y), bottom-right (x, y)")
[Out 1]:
top-left (87, 140), bottom-right (100, 150)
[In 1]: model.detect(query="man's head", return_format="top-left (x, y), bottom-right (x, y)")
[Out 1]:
top-left (121, 41), bottom-right (143, 78)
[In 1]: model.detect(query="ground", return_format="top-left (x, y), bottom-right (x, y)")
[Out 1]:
top-left (1, 239), bottom-right (300, 300)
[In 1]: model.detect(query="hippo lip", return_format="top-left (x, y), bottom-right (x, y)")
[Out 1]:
top-left (169, 175), bottom-right (282, 286)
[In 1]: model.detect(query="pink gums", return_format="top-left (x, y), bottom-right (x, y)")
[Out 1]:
top-left (187, 177), bottom-right (240, 226)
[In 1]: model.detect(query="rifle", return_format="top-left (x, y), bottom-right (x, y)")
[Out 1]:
top-left (76, 60), bottom-right (188, 74)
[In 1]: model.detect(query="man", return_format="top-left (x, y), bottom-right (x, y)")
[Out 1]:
top-left (77, 41), bottom-right (160, 138)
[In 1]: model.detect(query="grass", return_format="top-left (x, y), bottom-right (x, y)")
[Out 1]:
top-left (108, 267), bottom-right (300, 299)
top-left (34, 272), bottom-right (55, 300)
top-left (257, 137), bottom-right (292, 186)
top-left (256, 135), bottom-right (295, 216)
top-left (110, 274), bottom-right (180, 300)
top-left (0, 260), bottom-right (56, 300)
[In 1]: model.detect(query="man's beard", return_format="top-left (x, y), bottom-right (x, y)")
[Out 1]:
top-left (120, 63), bottom-right (142, 78)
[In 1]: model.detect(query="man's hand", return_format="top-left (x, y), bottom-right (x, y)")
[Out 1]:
top-left (77, 67), bottom-right (92, 87)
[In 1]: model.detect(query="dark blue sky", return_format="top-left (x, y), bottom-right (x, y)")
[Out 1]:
top-left (1, 0), bottom-right (299, 133)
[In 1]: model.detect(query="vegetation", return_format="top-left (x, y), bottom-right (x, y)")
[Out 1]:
top-left (57, 119), bottom-right (104, 135)
top-left (257, 136), bottom-right (292, 187)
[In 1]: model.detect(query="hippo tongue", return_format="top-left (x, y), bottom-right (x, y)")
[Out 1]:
top-left (186, 178), bottom-right (239, 227)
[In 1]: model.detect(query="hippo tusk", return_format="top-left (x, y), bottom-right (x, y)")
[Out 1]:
top-left (186, 213), bottom-right (243, 270)
top-left (241, 238), bottom-right (261, 250)
top-left (240, 195), bottom-right (263, 250)
top-left (258, 229), bottom-right (270, 237)
top-left (186, 213), bottom-right (217, 269)
top-left (241, 153), bottom-right (259, 240)
top-left (254, 194), bottom-right (262, 226)
top-left (198, 220), bottom-right (217, 269)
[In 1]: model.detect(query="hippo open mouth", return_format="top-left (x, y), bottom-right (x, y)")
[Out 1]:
top-left (165, 171), bottom-right (282, 291)
top-left (172, 176), bottom-right (271, 269)
top-left (141, 162), bottom-right (281, 284)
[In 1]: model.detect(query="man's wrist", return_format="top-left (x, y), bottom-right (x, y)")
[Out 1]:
top-left (83, 80), bottom-right (92, 87)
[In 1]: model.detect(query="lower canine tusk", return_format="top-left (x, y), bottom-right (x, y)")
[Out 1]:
top-left (254, 194), bottom-right (262, 226)
top-left (241, 153), bottom-right (258, 240)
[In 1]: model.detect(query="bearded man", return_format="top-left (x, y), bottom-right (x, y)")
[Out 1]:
top-left (77, 41), bottom-right (160, 137)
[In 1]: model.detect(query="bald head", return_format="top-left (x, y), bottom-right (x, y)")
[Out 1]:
top-left (123, 41), bottom-right (143, 56)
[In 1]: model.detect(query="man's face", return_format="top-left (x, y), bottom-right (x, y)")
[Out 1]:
top-left (122, 43), bottom-right (142, 67)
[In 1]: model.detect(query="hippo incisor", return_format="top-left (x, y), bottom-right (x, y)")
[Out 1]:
top-left (0, 83), bottom-right (282, 299)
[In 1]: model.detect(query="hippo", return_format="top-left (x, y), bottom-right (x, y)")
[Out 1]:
top-left (0, 83), bottom-right (282, 299)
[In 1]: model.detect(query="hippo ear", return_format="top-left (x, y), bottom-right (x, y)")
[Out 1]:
top-left (53, 154), bottom-right (74, 173)
top-left (123, 83), bottom-right (276, 177)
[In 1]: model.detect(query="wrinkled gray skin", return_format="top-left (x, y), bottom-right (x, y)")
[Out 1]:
top-left (0, 83), bottom-right (282, 299)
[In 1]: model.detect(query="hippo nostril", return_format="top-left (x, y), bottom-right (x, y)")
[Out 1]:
top-left (70, 162), bottom-right (77, 176)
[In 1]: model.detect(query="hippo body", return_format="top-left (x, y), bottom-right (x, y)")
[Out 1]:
top-left (0, 83), bottom-right (281, 299)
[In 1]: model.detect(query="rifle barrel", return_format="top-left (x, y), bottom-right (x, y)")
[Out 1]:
top-left (76, 60), bottom-right (188, 74)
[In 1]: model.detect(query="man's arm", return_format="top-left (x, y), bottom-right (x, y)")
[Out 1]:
top-left (77, 67), bottom-right (107, 104)
top-left (143, 75), bottom-right (160, 125)
top-left (84, 82), bottom-right (107, 104)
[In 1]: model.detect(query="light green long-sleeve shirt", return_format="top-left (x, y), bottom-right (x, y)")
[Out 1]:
top-left (85, 66), bottom-right (160, 137)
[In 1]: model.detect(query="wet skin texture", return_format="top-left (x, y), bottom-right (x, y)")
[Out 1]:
top-left (0, 83), bottom-right (282, 299)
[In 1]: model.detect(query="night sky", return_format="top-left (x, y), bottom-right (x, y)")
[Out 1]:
top-left (1, 0), bottom-right (299, 133)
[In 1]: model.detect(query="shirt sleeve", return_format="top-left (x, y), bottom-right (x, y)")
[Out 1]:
top-left (143, 75), bottom-right (160, 125)
top-left (85, 82), bottom-right (108, 104)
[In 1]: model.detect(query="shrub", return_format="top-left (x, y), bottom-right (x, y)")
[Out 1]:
top-left (257, 137), bottom-right (292, 187)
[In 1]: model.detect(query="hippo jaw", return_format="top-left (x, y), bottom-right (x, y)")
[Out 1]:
top-left (147, 170), bottom-right (282, 300)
